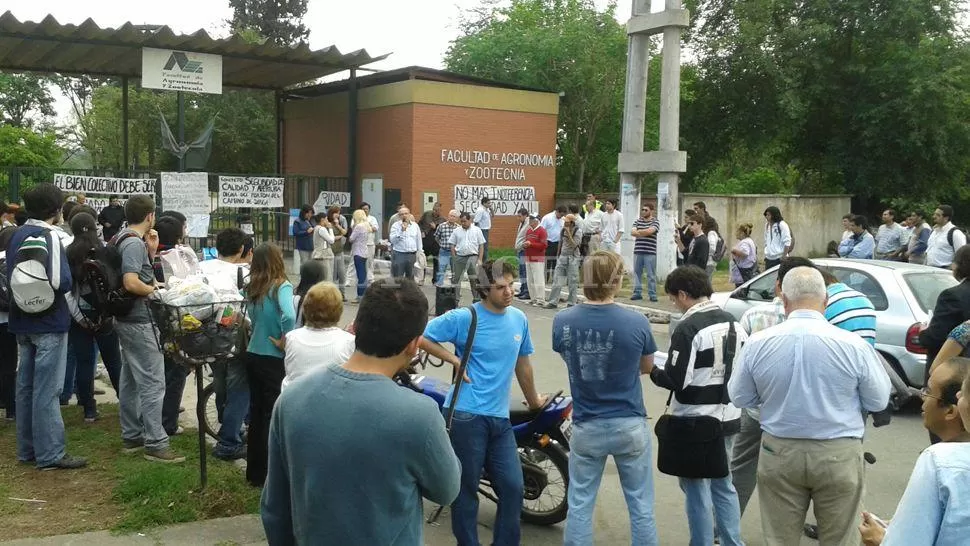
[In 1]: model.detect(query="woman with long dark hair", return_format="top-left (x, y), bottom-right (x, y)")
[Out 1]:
top-left (763, 206), bottom-right (793, 269)
top-left (245, 242), bottom-right (295, 486)
top-left (292, 205), bottom-right (315, 265)
top-left (64, 212), bottom-right (123, 421)
top-left (294, 259), bottom-right (327, 327)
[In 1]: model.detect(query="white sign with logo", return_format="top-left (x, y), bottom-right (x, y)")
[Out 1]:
top-left (161, 172), bottom-right (210, 237)
top-left (142, 47), bottom-right (223, 95)
top-left (454, 185), bottom-right (538, 216)
top-left (312, 191), bottom-right (351, 212)
top-left (218, 176), bottom-right (284, 208)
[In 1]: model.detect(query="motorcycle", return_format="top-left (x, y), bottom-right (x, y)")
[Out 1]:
top-left (395, 351), bottom-right (574, 526)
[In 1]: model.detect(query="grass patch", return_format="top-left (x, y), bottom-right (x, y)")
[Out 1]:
top-left (0, 404), bottom-right (259, 540)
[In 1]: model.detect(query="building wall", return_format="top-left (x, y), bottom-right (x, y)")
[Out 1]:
top-left (681, 193), bottom-right (852, 260)
top-left (283, 77), bottom-right (560, 247)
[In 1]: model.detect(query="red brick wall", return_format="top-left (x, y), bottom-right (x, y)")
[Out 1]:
top-left (410, 103), bottom-right (557, 247)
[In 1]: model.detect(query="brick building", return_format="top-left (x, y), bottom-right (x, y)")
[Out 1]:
top-left (282, 66), bottom-right (560, 245)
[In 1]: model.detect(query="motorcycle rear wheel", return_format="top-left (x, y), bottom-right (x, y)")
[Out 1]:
top-left (520, 443), bottom-right (570, 526)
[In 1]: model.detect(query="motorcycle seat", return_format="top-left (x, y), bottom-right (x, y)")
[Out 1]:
top-left (509, 399), bottom-right (542, 425)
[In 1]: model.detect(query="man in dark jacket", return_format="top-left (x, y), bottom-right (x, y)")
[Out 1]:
top-left (676, 215), bottom-right (709, 270)
top-left (9, 183), bottom-right (87, 471)
top-left (97, 195), bottom-right (126, 242)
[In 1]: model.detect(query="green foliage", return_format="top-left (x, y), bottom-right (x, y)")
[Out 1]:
top-left (229, 0), bottom-right (309, 46)
top-left (80, 84), bottom-right (275, 173)
top-left (445, 0), bottom-right (633, 194)
top-left (0, 125), bottom-right (61, 168)
top-left (683, 0), bottom-right (970, 209)
top-left (0, 73), bottom-right (55, 129)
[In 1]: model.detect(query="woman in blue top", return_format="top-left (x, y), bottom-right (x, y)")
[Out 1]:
top-left (245, 243), bottom-right (295, 487)
top-left (292, 205), bottom-right (315, 265)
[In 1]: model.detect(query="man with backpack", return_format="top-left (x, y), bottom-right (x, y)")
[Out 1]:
top-left (8, 183), bottom-right (86, 470)
top-left (114, 195), bottom-right (184, 463)
top-left (926, 205), bottom-right (967, 269)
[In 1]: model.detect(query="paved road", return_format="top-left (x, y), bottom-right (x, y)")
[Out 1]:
top-left (316, 284), bottom-right (922, 545)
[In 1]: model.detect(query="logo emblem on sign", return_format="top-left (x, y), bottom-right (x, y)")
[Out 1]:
top-left (163, 52), bottom-right (204, 74)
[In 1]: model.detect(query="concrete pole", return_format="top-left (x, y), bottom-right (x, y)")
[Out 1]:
top-left (618, 0), bottom-right (652, 274)
top-left (656, 0), bottom-right (684, 281)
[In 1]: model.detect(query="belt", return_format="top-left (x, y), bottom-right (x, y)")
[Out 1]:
top-left (458, 254), bottom-right (477, 257)
top-left (394, 250), bottom-right (416, 254)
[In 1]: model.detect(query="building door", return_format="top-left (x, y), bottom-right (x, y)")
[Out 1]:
top-left (361, 176), bottom-right (383, 229)
top-left (382, 187), bottom-right (402, 236)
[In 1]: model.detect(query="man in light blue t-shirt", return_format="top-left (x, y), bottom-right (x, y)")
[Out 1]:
top-left (421, 259), bottom-right (545, 546)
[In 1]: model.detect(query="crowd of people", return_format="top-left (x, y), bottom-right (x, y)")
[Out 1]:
top-left (835, 206), bottom-right (966, 267)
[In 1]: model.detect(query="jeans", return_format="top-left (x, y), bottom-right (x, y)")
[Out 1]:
top-left (391, 251), bottom-right (416, 279)
top-left (452, 254), bottom-right (480, 303)
top-left (162, 355), bottom-right (189, 435)
top-left (545, 241), bottom-right (560, 282)
top-left (436, 249), bottom-right (452, 285)
top-left (353, 255), bottom-right (368, 298)
top-left (332, 254), bottom-right (346, 297)
top-left (16, 332), bottom-right (68, 467)
top-left (566, 417), bottom-right (658, 546)
top-left (246, 352), bottom-right (284, 487)
top-left (68, 324), bottom-right (123, 418)
top-left (0, 324), bottom-right (18, 417)
top-left (211, 356), bottom-right (250, 456)
top-left (116, 320), bottom-right (169, 451)
top-left (481, 229), bottom-right (490, 261)
top-left (516, 251), bottom-right (529, 297)
top-left (547, 254), bottom-right (580, 305)
top-left (632, 253), bottom-right (658, 299)
top-left (678, 434), bottom-right (743, 546)
top-left (449, 410), bottom-right (524, 546)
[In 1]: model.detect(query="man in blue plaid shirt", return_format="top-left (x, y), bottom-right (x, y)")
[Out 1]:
top-left (434, 210), bottom-right (459, 285)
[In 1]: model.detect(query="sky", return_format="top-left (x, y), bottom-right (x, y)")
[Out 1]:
top-left (9, 0), bottom-right (672, 123)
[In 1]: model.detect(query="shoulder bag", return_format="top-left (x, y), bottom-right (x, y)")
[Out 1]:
top-left (443, 305), bottom-right (479, 431)
top-left (654, 321), bottom-right (737, 479)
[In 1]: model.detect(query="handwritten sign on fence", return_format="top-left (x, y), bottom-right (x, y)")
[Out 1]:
top-left (218, 176), bottom-right (284, 208)
top-left (312, 191), bottom-right (351, 212)
top-left (453, 185), bottom-right (539, 216)
top-left (161, 172), bottom-right (209, 216)
top-left (53, 174), bottom-right (155, 196)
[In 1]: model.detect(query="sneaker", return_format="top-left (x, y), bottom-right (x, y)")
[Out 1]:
top-left (122, 439), bottom-right (144, 453)
top-left (169, 426), bottom-right (185, 437)
top-left (630, 294), bottom-right (643, 301)
top-left (649, 296), bottom-right (658, 302)
top-left (39, 454), bottom-right (88, 471)
top-left (213, 446), bottom-right (247, 461)
top-left (543, 302), bottom-right (558, 310)
top-left (84, 412), bottom-right (100, 423)
top-left (516, 295), bottom-right (531, 302)
top-left (144, 448), bottom-right (186, 464)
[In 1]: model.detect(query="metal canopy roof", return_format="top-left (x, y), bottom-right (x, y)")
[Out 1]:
top-left (0, 11), bottom-right (389, 90)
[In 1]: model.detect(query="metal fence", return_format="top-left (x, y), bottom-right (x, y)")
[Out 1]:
top-left (0, 167), bottom-right (351, 254)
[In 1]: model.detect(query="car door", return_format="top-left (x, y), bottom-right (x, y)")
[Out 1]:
top-left (723, 269), bottom-right (780, 320)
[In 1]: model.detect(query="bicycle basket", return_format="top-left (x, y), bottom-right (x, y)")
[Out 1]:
top-left (149, 299), bottom-right (248, 362)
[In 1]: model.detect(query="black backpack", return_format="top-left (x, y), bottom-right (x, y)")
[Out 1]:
top-left (711, 233), bottom-right (727, 262)
top-left (77, 232), bottom-right (141, 318)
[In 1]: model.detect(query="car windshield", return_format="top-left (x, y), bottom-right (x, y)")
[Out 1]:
top-left (904, 272), bottom-right (959, 313)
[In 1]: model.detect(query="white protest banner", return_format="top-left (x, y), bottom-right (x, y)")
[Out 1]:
top-left (312, 191), bottom-right (351, 212)
top-left (160, 172), bottom-right (209, 215)
top-left (453, 185), bottom-right (539, 216)
top-left (218, 176), bottom-right (284, 208)
top-left (142, 48), bottom-right (223, 95)
top-left (53, 174), bottom-right (156, 196)
top-left (72, 196), bottom-right (126, 213)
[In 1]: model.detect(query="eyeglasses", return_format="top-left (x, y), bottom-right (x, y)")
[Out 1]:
top-left (920, 387), bottom-right (945, 402)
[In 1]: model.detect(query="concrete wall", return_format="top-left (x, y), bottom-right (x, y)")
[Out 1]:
top-left (681, 193), bottom-right (852, 259)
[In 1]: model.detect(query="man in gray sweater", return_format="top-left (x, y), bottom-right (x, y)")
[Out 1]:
top-left (260, 278), bottom-right (461, 545)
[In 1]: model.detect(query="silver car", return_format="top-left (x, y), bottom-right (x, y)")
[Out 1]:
top-left (684, 259), bottom-right (956, 388)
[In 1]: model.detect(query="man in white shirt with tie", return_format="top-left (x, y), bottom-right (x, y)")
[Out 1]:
top-left (728, 266), bottom-right (891, 546)
top-left (449, 212), bottom-right (486, 304)
top-left (389, 207), bottom-right (422, 280)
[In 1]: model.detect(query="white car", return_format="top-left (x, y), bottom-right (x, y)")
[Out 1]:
top-left (669, 259), bottom-right (957, 389)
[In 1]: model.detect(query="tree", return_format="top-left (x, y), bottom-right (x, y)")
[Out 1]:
top-left (0, 73), bottom-right (55, 129)
top-left (0, 125), bottom-right (60, 168)
top-left (445, 0), bottom-right (631, 193)
top-left (229, 0), bottom-right (309, 46)
top-left (683, 0), bottom-right (970, 208)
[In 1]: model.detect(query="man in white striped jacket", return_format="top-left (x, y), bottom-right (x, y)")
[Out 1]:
top-left (649, 265), bottom-right (747, 546)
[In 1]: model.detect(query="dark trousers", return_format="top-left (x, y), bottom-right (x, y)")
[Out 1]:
top-left (517, 251), bottom-right (529, 297)
top-left (765, 258), bottom-right (782, 270)
top-left (545, 241), bottom-right (560, 282)
top-left (0, 324), bottom-right (17, 416)
top-left (246, 352), bottom-right (285, 487)
top-left (482, 229), bottom-right (490, 261)
top-left (391, 251), bottom-right (417, 279)
top-left (68, 324), bottom-right (123, 418)
top-left (162, 355), bottom-right (189, 435)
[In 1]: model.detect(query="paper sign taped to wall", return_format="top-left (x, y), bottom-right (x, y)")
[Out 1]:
top-left (454, 185), bottom-right (539, 216)
top-left (218, 176), bottom-right (284, 208)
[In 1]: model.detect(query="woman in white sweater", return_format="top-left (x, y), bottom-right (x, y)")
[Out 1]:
top-left (280, 282), bottom-right (355, 391)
